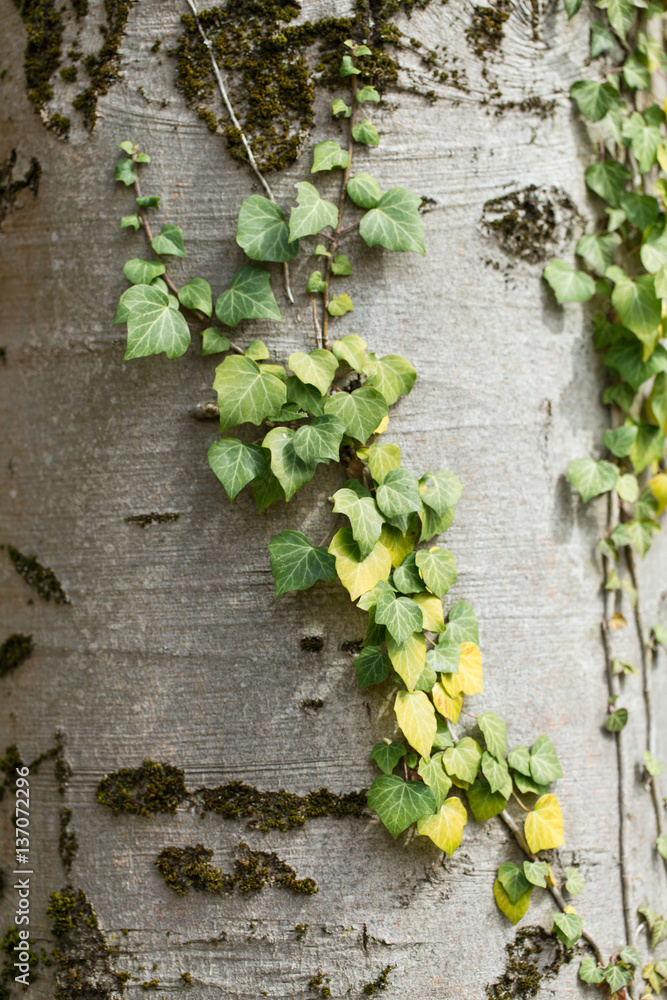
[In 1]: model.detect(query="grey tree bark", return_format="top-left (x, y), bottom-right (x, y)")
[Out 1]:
top-left (1, 0), bottom-right (666, 997)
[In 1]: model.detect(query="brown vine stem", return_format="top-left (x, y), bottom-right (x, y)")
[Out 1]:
top-left (498, 810), bottom-right (605, 967)
top-left (322, 72), bottom-right (358, 349)
top-left (182, 0), bottom-right (294, 305)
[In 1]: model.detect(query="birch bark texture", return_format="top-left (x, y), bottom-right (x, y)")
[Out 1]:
top-left (0, 0), bottom-right (666, 997)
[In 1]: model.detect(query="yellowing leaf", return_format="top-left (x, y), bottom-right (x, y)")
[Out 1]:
top-left (432, 679), bottom-right (462, 723)
top-left (379, 524), bottom-right (416, 567)
top-left (387, 632), bottom-right (426, 691)
top-left (524, 794), bottom-right (565, 853)
top-left (417, 796), bottom-right (468, 855)
top-left (649, 473), bottom-right (667, 514)
top-left (328, 527), bottom-right (391, 601)
top-left (493, 879), bottom-right (533, 925)
top-left (609, 612), bottom-right (628, 631)
top-left (412, 592), bottom-right (445, 632)
top-left (444, 642), bottom-right (483, 696)
top-left (395, 690), bottom-right (437, 759)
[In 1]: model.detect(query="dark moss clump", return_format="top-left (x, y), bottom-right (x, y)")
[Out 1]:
top-left (155, 844), bottom-right (232, 895)
top-left (486, 927), bottom-right (568, 1000)
top-left (1, 925), bottom-right (38, 996)
top-left (47, 885), bottom-right (127, 999)
top-left (300, 698), bottom-right (324, 711)
top-left (466, 1), bottom-right (511, 59)
top-left (481, 185), bottom-right (578, 264)
top-left (494, 95), bottom-right (555, 119)
top-left (0, 150), bottom-right (41, 226)
top-left (8, 546), bottom-right (69, 603)
top-left (97, 760), bottom-right (188, 815)
top-left (59, 808), bottom-right (79, 873)
top-left (309, 972), bottom-right (331, 998)
top-left (200, 781), bottom-right (366, 831)
top-left (0, 633), bottom-right (34, 677)
top-left (12, 0), bottom-right (64, 113)
top-left (71, 0), bottom-right (134, 130)
top-left (232, 842), bottom-right (318, 894)
top-left (59, 65), bottom-right (77, 82)
top-left (125, 512), bottom-right (180, 527)
top-left (0, 745), bottom-right (24, 801)
top-left (363, 966), bottom-right (392, 995)
top-left (300, 636), bottom-right (324, 652)
top-left (341, 638), bottom-right (363, 654)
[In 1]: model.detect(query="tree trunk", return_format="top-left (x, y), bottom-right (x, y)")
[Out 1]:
top-left (1, 0), bottom-right (666, 997)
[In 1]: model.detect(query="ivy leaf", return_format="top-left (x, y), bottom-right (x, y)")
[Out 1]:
top-left (251, 466), bottom-right (284, 513)
top-left (590, 22), bottom-right (616, 56)
top-left (619, 946), bottom-right (639, 968)
top-left (201, 328), bottom-right (231, 355)
top-left (626, 111), bottom-right (661, 173)
top-left (364, 353), bottom-right (417, 405)
top-left (543, 261), bottom-right (595, 303)
top-left (120, 213), bottom-right (140, 230)
top-left (329, 527), bottom-right (392, 601)
top-left (623, 53), bottom-right (651, 89)
top-left (513, 771), bottom-right (549, 796)
top-left (136, 195), bottom-right (159, 208)
top-left (355, 646), bottom-right (391, 689)
top-left (576, 232), bottom-right (621, 275)
top-left (207, 438), bottom-right (267, 500)
top-left (339, 54), bottom-right (361, 77)
top-left (415, 547), bottom-right (457, 599)
top-left (236, 195), bottom-right (298, 263)
top-left (123, 258), bottom-right (166, 285)
top-left (357, 84), bottom-right (380, 103)
top-left (115, 158), bottom-right (137, 185)
top-left (553, 912), bottom-right (583, 950)
top-left (444, 601), bottom-right (479, 643)
top-left (419, 470), bottom-right (463, 516)
top-left (215, 265), bottom-right (282, 328)
top-left (482, 751), bottom-right (511, 794)
top-left (524, 794), bottom-right (565, 852)
top-left (603, 965), bottom-right (631, 993)
top-left (262, 427), bottom-right (317, 501)
top-left (432, 718), bottom-right (454, 751)
top-left (331, 253), bottom-right (353, 276)
top-left (650, 372), bottom-right (667, 432)
top-left (367, 774), bottom-right (436, 838)
top-left (606, 268), bottom-right (661, 349)
top-left (569, 80), bottom-right (621, 121)
top-left (523, 860), bottom-right (549, 887)
top-left (124, 285), bottom-right (191, 360)
top-left (493, 879), bottom-right (533, 925)
top-left (328, 293), bottom-right (354, 316)
top-left (431, 679), bottom-right (463, 723)
top-left (285, 376), bottom-right (325, 416)
top-left (324, 386), bottom-right (388, 442)
top-left (606, 340), bottom-right (667, 391)
top-left (475, 714), bottom-right (507, 761)
top-left (243, 339), bottom-right (268, 361)
top-left (360, 188), bottom-right (425, 255)
top-left (370, 740), bottom-right (406, 774)
top-left (332, 333), bottom-right (367, 372)
top-left (603, 425), bottom-right (637, 458)
top-left (564, 868), bottom-right (584, 895)
top-left (508, 745), bottom-right (532, 776)
top-left (151, 223), bottom-right (186, 257)
top-left (368, 443), bottom-right (402, 484)
top-left (352, 119), bottom-right (380, 145)
top-left (606, 707), bottom-right (629, 733)
top-left (640, 223), bottom-right (667, 273)
top-left (412, 593), bottom-right (444, 634)
top-left (386, 631), bottom-right (427, 691)
top-left (178, 277), bottom-right (212, 317)
top-left (288, 349), bottom-right (338, 395)
top-left (426, 636), bottom-right (460, 674)
top-left (418, 753), bottom-right (452, 809)
top-left (417, 796), bottom-right (468, 855)
top-left (267, 530), bottom-right (336, 597)
top-left (311, 140), bottom-right (350, 172)
top-left (289, 182), bottom-right (339, 240)
top-left (619, 191), bottom-right (660, 230)
top-left (643, 749), bottom-right (664, 776)
top-left (579, 959), bottom-right (606, 984)
top-left (497, 862), bottom-right (532, 905)
top-left (332, 487), bottom-right (385, 558)
top-left (376, 592), bottom-right (423, 645)
top-left (466, 776), bottom-right (509, 821)
top-left (292, 414), bottom-right (346, 464)
top-left (529, 735), bottom-right (563, 785)
top-left (567, 458), bottom-right (618, 503)
top-left (212, 355), bottom-right (286, 431)
top-left (376, 469), bottom-right (422, 518)
top-left (630, 423), bottom-right (664, 475)
top-left (657, 835), bottom-right (667, 859)
top-left (332, 98), bottom-right (351, 117)
top-left (347, 172), bottom-right (383, 209)
top-left (585, 160), bottom-right (631, 208)
top-left (395, 690), bottom-right (437, 758)
top-left (443, 737), bottom-right (482, 785)
top-left (595, 0), bottom-right (638, 40)
top-left (565, 0), bottom-right (583, 15)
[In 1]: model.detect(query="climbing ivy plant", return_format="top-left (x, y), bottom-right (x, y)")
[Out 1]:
top-left (112, 28), bottom-right (647, 998)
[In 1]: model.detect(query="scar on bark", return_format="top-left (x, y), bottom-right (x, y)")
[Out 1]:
top-left (7, 546), bottom-right (69, 603)
top-left (0, 150), bottom-right (40, 225)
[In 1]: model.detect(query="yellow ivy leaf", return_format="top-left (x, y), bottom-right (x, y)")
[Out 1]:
top-left (431, 679), bottom-right (463, 723)
top-left (374, 415), bottom-right (389, 435)
top-left (329, 527), bottom-right (391, 601)
top-left (444, 642), bottom-right (483, 696)
top-left (395, 690), bottom-right (437, 759)
top-left (649, 473), bottom-right (667, 514)
top-left (417, 796), bottom-right (468, 855)
top-left (563, 905), bottom-right (577, 915)
top-left (493, 878), bottom-right (533, 925)
top-left (524, 794), bottom-right (565, 853)
top-left (412, 592), bottom-right (445, 632)
top-left (387, 632), bottom-right (426, 690)
top-left (609, 612), bottom-right (627, 631)
top-left (380, 524), bottom-right (416, 567)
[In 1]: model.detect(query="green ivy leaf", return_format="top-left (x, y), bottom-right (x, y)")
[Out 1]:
top-left (323, 386), bottom-right (388, 441)
top-left (207, 437), bottom-right (267, 500)
top-left (419, 504), bottom-right (454, 544)
top-left (603, 425), bottom-right (637, 457)
top-left (236, 195), bottom-right (298, 263)
top-left (619, 191), bottom-right (659, 230)
top-left (201, 328), bottom-right (231, 355)
top-left (576, 232), bottom-right (621, 275)
top-left (432, 717), bottom-right (454, 751)
top-left (419, 470), bottom-right (462, 516)
top-left (286, 376), bottom-right (326, 416)
top-left (606, 707), bottom-right (629, 731)
top-left (289, 349), bottom-right (338, 395)
top-left (347, 172), bottom-right (383, 209)
top-left (376, 591), bottom-right (423, 644)
top-left (653, 622), bottom-right (667, 648)
top-left (590, 22), bottom-right (616, 56)
top-left (565, 0), bottom-right (583, 14)
top-left (364, 353), bottom-right (417, 405)
top-left (569, 80), bottom-right (621, 121)
top-left (376, 468), bottom-right (422, 518)
top-left (355, 645), bottom-right (391, 688)
top-left (657, 835), bottom-right (667, 859)
top-left (529, 735), bottom-right (563, 785)
top-left (523, 860), bottom-right (549, 887)
top-left (178, 277), bottom-right (212, 316)
top-left (267, 530), bottom-right (336, 597)
top-left (466, 776), bottom-right (509, 821)
top-left (118, 141), bottom-right (135, 155)
top-left (606, 267), bottom-right (661, 350)
top-left (585, 159), bottom-right (631, 208)
top-left (340, 54), bottom-right (361, 77)
top-left (356, 84), bottom-right (380, 103)
top-left (370, 741), bottom-right (406, 774)
top-left (386, 631), bottom-right (426, 690)
top-left (120, 213), bottom-right (140, 230)
top-left (124, 284), bottom-right (191, 360)
top-left (482, 751), bottom-right (511, 794)
top-left (513, 771), bottom-right (549, 796)
top-left (136, 194), bottom-right (159, 208)
top-left (493, 879), bottom-right (533, 925)
top-left (415, 547), bottom-right (457, 599)
top-left (630, 422), bottom-right (664, 475)
top-left (332, 487), bottom-right (385, 558)
top-left (212, 355), bottom-right (286, 431)
top-left (619, 946), bottom-right (639, 968)
top-left (367, 442), bottom-right (401, 484)
top-left (360, 188), bottom-right (425, 255)
top-left (508, 745), bottom-right (532, 776)
top-left (579, 958), bottom-right (606, 984)
top-left (393, 551), bottom-right (427, 595)
top-left (606, 341), bottom-right (667, 391)
top-left (311, 140), bottom-right (350, 172)
top-left (331, 253), bottom-right (353, 276)
top-left (553, 912), bottom-right (583, 949)
top-left (443, 737), bottom-right (482, 784)
top-left (623, 53), bottom-right (651, 89)
top-left (426, 636), bottom-right (460, 674)
top-left (215, 265), bottom-right (282, 328)
top-left (367, 774), bottom-right (436, 838)
top-left (564, 868), bottom-right (584, 895)
top-left (332, 333), bottom-right (366, 372)
top-left (626, 111), bottom-right (661, 173)
top-left (643, 749), bottom-right (664, 776)
top-left (352, 119), bottom-right (380, 146)
top-left (332, 98), bottom-right (351, 117)
top-left (251, 466), bottom-right (284, 513)
top-left (543, 261), bottom-right (595, 303)
top-left (444, 601), bottom-right (478, 643)
top-left (595, 0), bottom-right (639, 40)
top-left (262, 427), bottom-right (317, 501)
top-left (123, 259), bottom-right (166, 285)
top-left (243, 339), bottom-right (269, 361)
top-left (497, 862), bottom-right (532, 905)
top-left (328, 293), bottom-right (354, 316)
top-left (603, 965), bottom-right (631, 993)
top-left (151, 223), bottom-right (186, 257)
top-left (418, 753), bottom-right (452, 809)
top-left (567, 458), bottom-right (618, 503)
top-left (115, 158), bottom-right (137, 186)
top-left (289, 182), bottom-right (339, 240)
top-left (478, 712), bottom-right (507, 759)
top-left (293, 414), bottom-right (346, 464)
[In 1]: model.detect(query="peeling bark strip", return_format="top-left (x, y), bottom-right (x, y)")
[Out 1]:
top-left (155, 841), bottom-right (318, 895)
top-left (7, 546), bottom-right (69, 603)
top-left (96, 760), bottom-right (366, 830)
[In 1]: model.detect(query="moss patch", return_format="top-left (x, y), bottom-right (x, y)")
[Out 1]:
top-left (481, 185), bottom-right (578, 264)
top-left (0, 150), bottom-right (41, 225)
top-left (72, 0), bottom-right (134, 130)
top-left (1, 925), bottom-right (38, 997)
top-left (200, 780), bottom-right (366, 831)
top-left (47, 886), bottom-right (126, 999)
top-left (156, 841), bottom-right (318, 896)
top-left (486, 926), bottom-right (568, 1000)
top-left (466, 1), bottom-right (511, 59)
top-left (7, 546), bottom-right (69, 604)
top-left (59, 807), bottom-right (79, 874)
top-left (309, 972), bottom-right (332, 998)
top-left (125, 512), bottom-right (180, 528)
top-left (362, 966), bottom-right (392, 995)
top-left (0, 633), bottom-right (34, 678)
top-left (96, 759), bottom-right (188, 815)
